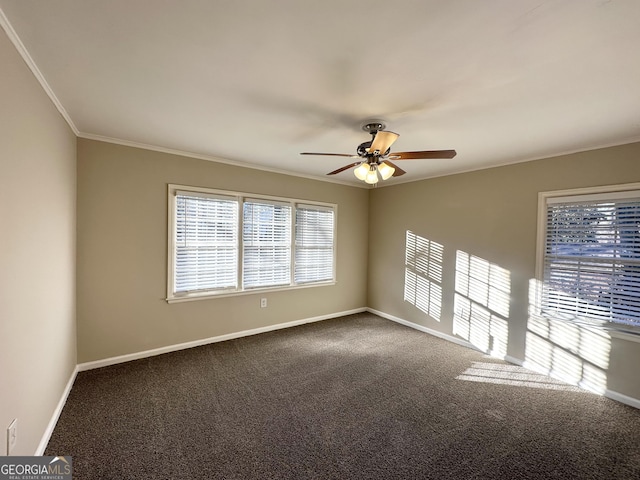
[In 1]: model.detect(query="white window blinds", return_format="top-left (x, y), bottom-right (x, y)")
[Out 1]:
top-left (295, 205), bottom-right (335, 284)
top-left (543, 194), bottom-right (640, 328)
top-left (242, 200), bottom-right (292, 289)
top-left (168, 185), bottom-right (336, 301)
top-left (174, 192), bottom-right (238, 294)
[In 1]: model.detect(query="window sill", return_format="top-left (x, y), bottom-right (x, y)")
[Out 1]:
top-left (166, 281), bottom-right (336, 304)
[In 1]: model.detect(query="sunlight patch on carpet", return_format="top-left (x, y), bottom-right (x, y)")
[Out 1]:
top-left (456, 361), bottom-right (584, 392)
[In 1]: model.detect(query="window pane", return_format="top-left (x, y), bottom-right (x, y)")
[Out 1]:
top-left (174, 194), bottom-right (238, 293)
top-left (543, 197), bottom-right (640, 327)
top-left (243, 201), bottom-right (291, 288)
top-left (295, 206), bottom-right (335, 284)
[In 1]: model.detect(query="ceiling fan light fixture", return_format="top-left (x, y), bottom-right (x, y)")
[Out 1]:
top-left (354, 162), bottom-right (370, 181)
top-left (365, 165), bottom-right (379, 185)
top-left (378, 161), bottom-right (395, 180)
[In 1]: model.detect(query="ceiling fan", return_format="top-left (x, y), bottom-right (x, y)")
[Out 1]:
top-left (300, 122), bottom-right (456, 185)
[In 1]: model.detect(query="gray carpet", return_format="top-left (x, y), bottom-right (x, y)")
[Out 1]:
top-left (46, 313), bottom-right (640, 479)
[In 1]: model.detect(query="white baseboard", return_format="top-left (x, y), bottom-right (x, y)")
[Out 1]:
top-left (505, 355), bottom-right (640, 410)
top-left (78, 307), bottom-right (367, 372)
top-left (36, 365), bottom-right (78, 455)
top-left (39, 306), bottom-right (639, 455)
top-left (504, 354), bottom-right (524, 366)
top-left (312, 310), bottom-right (640, 410)
top-left (38, 308), bottom-right (365, 454)
top-left (370, 308), bottom-right (640, 410)
top-left (604, 389), bottom-right (640, 409)
top-left (367, 308), bottom-right (481, 352)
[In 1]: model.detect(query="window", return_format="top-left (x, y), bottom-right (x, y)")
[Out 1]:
top-left (538, 185), bottom-right (640, 331)
top-left (243, 200), bottom-right (291, 289)
top-left (295, 205), bottom-right (335, 284)
top-left (168, 185), bottom-right (336, 302)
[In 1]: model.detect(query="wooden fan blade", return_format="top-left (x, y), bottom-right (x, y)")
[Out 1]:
top-left (327, 162), bottom-right (361, 175)
top-left (369, 131), bottom-right (399, 155)
top-left (388, 150), bottom-right (457, 160)
top-left (383, 160), bottom-right (406, 177)
top-left (300, 152), bottom-right (359, 158)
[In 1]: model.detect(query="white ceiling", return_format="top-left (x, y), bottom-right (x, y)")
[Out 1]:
top-left (2, 0), bottom-right (640, 187)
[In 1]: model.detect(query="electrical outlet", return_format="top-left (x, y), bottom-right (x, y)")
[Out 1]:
top-left (260, 298), bottom-right (267, 308)
top-left (7, 419), bottom-right (17, 455)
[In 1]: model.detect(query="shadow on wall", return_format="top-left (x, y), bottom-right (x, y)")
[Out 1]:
top-left (404, 231), bottom-right (443, 321)
top-left (525, 279), bottom-right (611, 394)
top-left (453, 251), bottom-right (510, 358)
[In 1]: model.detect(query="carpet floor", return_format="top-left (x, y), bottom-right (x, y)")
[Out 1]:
top-left (46, 313), bottom-right (640, 479)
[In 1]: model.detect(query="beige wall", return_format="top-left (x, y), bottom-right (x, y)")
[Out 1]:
top-left (0, 31), bottom-right (76, 454)
top-left (368, 142), bottom-right (640, 401)
top-left (76, 139), bottom-right (369, 363)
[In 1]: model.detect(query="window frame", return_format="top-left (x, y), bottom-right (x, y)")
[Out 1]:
top-left (536, 182), bottom-right (640, 340)
top-left (167, 184), bottom-right (337, 303)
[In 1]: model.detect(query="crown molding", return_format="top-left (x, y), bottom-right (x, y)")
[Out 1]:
top-left (78, 132), bottom-right (368, 188)
top-left (0, 7), bottom-right (79, 135)
top-left (377, 136), bottom-right (640, 188)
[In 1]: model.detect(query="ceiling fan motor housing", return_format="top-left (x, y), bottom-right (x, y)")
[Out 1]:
top-left (357, 141), bottom-right (390, 160)
top-left (357, 141), bottom-right (372, 157)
